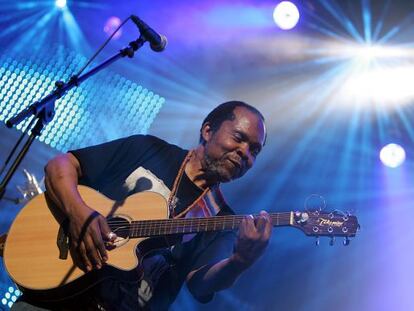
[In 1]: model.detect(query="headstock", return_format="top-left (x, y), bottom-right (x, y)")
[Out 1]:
top-left (292, 210), bottom-right (359, 246)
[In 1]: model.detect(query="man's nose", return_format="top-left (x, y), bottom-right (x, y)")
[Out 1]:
top-left (237, 143), bottom-right (253, 163)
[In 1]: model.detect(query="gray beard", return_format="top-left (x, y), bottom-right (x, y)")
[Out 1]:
top-left (203, 153), bottom-right (233, 183)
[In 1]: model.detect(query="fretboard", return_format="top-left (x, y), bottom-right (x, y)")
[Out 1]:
top-left (126, 213), bottom-right (293, 238)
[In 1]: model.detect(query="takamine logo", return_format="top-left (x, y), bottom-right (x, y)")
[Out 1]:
top-left (318, 218), bottom-right (343, 227)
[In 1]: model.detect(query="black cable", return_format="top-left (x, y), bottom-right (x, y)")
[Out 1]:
top-left (0, 115), bottom-right (35, 177)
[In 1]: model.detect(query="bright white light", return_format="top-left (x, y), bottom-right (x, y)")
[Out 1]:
top-left (338, 44), bottom-right (413, 61)
top-left (273, 1), bottom-right (300, 30)
top-left (55, 0), bottom-right (67, 9)
top-left (380, 143), bottom-right (406, 168)
top-left (339, 65), bottom-right (414, 105)
top-left (318, 42), bottom-right (414, 107)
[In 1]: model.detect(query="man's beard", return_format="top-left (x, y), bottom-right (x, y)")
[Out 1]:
top-left (203, 153), bottom-right (234, 183)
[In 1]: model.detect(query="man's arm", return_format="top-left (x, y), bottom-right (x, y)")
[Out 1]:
top-left (44, 153), bottom-right (114, 271)
top-left (187, 211), bottom-right (272, 298)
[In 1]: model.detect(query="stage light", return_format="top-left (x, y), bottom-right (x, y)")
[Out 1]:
top-left (332, 43), bottom-right (413, 62)
top-left (1, 286), bottom-right (21, 308)
top-left (273, 1), bottom-right (300, 30)
top-left (0, 45), bottom-right (165, 152)
top-left (380, 143), bottom-right (406, 168)
top-left (338, 64), bottom-right (414, 106)
top-left (104, 17), bottom-right (122, 39)
top-left (55, 0), bottom-right (67, 9)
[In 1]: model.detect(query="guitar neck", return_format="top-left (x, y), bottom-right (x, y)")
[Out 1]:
top-left (129, 212), bottom-right (293, 238)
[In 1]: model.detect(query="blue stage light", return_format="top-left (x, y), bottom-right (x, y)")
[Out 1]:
top-left (0, 286), bottom-right (21, 309)
top-left (55, 0), bottom-right (67, 9)
top-left (380, 143), bottom-right (406, 168)
top-left (273, 1), bottom-right (300, 30)
top-left (0, 45), bottom-right (164, 151)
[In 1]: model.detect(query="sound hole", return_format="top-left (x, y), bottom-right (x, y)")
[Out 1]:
top-left (108, 216), bottom-right (130, 239)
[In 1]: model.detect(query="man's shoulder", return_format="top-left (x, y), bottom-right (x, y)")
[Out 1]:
top-left (127, 134), bottom-right (187, 152)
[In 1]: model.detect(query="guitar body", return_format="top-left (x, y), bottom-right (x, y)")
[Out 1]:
top-left (3, 186), bottom-right (169, 301)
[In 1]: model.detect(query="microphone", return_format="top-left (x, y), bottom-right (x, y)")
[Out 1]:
top-left (130, 15), bottom-right (167, 52)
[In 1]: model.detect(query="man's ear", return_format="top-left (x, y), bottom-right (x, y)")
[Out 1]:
top-left (200, 123), bottom-right (213, 144)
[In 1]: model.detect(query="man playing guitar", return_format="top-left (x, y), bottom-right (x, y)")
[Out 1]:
top-left (12, 101), bottom-right (272, 310)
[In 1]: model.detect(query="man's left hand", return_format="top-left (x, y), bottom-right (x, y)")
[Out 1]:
top-left (231, 210), bottom-right (273, 269)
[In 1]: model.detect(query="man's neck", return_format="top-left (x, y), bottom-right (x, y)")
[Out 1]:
top-left (185, 146), bottom-right (217, 189)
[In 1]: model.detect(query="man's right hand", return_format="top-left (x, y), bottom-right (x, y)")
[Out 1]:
top-left (68, 205), bottom-right (116, 272)
top-left (44, 153), bottom-right (117, 272)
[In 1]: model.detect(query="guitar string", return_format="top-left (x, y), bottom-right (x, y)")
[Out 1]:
top-left (105, 218), bottom-right (352, 230)
top-left (104, 219), bottom-right (357, 232)
top-left (104, 213), bottom-right (352, 225)
top-left (105, 214), bottom-right (294, 226)
top-left (104, 214), bottom-right (348, 226)
top-left (107, 216), bottom-right (294, 231)
top-left (106, 226), bottom-right (356, 237)
top-left (104, 215), bottom-right (356, 236)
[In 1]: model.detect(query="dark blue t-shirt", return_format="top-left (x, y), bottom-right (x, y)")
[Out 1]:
top-left (70, 135), bottom-right (236, 310)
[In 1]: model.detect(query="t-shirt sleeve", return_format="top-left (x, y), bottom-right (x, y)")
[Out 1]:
top-left (186, 230), bottom-right (237, 303)
top-left (69, 135), bottom-right (165, 189)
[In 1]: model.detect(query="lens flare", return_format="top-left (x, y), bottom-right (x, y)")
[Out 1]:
top-left (273, 1), bottom-right (300, 30)
top-left (380, 143), bottom-right (406, 168)
top-left (55, 0), bottom-right (67, 9)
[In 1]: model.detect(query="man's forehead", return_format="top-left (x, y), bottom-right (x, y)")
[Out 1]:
top-left (231, 107), bottom-right (266, 144)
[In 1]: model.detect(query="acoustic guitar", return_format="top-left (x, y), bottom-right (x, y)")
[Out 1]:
top-left (2, 185), bottom-right (359, 301)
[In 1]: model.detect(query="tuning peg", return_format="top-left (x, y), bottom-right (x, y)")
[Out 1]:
top-left (329, 236), bottom-right (335, 246)
top-left (343, 237), bottom-right (350, 246)
top-left (315, 237), bottom-right (320, 246)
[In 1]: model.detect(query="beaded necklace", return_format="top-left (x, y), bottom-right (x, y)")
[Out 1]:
top-left (167, 150), bottom-right (210, 218)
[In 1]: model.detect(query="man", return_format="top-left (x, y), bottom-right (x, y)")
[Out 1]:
top-left (13, 101), bottom-right (272, 310)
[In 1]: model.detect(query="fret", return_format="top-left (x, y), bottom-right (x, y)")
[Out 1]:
top-left (232, 216), bottom-right (235, 230)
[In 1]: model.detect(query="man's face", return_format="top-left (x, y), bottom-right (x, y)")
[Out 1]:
top-left (202, 107), bottom-right (266, 183)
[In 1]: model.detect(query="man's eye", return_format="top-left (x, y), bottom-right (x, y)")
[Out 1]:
top-left (233, 135), bottom-right (242, 142)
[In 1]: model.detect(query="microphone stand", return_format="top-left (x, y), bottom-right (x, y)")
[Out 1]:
top-left (0, 36), bottom-right (147, 202)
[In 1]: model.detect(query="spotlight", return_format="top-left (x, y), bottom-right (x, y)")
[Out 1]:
top-left (344, 44), bottom-right (411, 62)
top-left (1, 286), bottom-right (21, 308)
top-left (273, 1), bottom-right (300, 30)
top-left (104, 17), bottom-right (122, 39)
top-left (55, 0), bottom-right (67, 9)
top-left (380, 143), bottom-right (406, 168)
